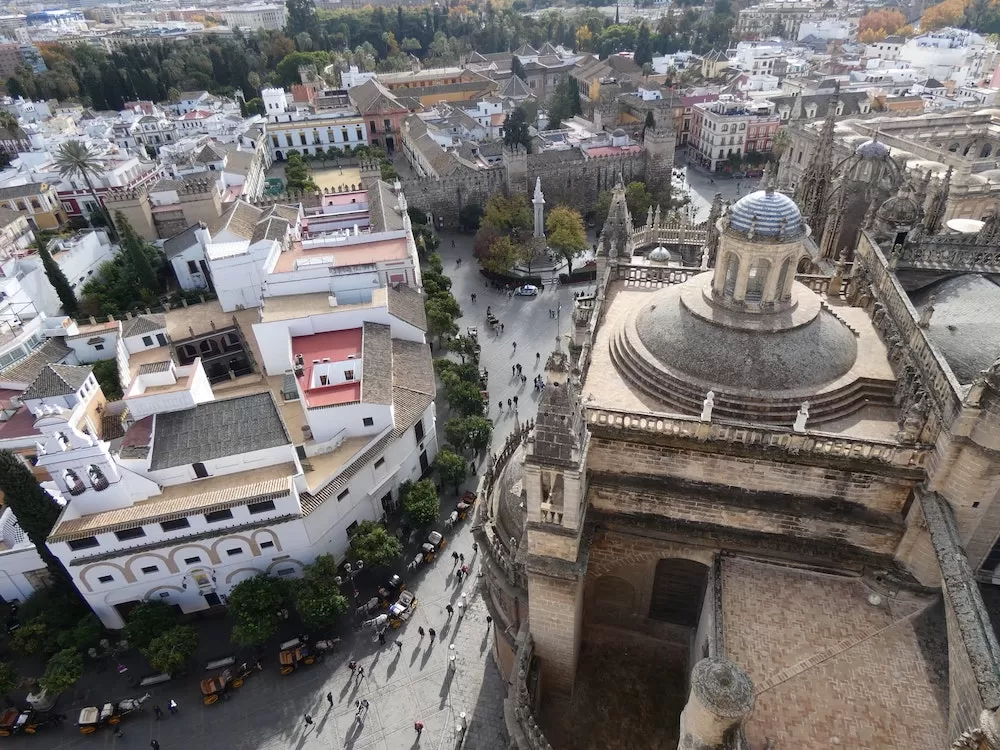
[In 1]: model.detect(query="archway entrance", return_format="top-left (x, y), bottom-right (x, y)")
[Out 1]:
top-left (649, 558), bottom-right (709, 628)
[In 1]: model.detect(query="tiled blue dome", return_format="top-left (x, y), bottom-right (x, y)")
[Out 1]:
top-left (728, 190), bottom-right (805, 239)
top-left (855, 139), bottom-right (890, 159)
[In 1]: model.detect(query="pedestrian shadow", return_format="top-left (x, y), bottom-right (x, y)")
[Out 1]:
top-left (386, 651), bottom-right (400, 680)
top-left (449, 585), bottom-right (464, 603)
top-left (439, 668), bottom-right (455, 708)
top-left (439, 620), bottom-right (452, 640)
top-left (480, 630), bottom-right (490, 655)
top-left (344, 717), bottom-right (364, 750)
top-left (420, 644), bottom-right (435, 669)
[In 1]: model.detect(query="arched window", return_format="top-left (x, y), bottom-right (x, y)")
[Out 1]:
top-left (964, 143), bottom-right (975, 157)
top-left (982, 144), bottom-right (993, 158)
top-left (87, 464), bottom-right (108, 491)
top-left (745, 258), bottom-right (770, 302)
top-left (65, 469), bottom-right (85, 496)
top-left (949, 143), bottom-right (960, 152)
top-left (199, 339), bottom-right (219, 356)
top-left (723, 254), bottom-right (740, 297)
top-left (775, 259), bottom-right (792, 300)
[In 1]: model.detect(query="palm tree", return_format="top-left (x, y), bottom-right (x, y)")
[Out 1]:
top-left (54, 140), bottom-right (117, 240)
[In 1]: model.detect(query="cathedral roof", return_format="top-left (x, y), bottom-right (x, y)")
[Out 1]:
top-left (728, 190), bottom-right (806, 240)
top-left (855, 139), bottom-right (890, 159)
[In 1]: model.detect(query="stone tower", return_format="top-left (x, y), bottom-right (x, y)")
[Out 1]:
top-left (105, 186), bottom-right (156, 241)
top-left (358, 158), bottom-right (382, 190)
top-left (924, 165), bottom-right (953, 235)
top-left (504, 145), bottom-right (529, 197)
top-left (595, 176), bottom-right (632, 282)
top-left (643, 119), bottom-right (675, 190)
top-left (523, 350), bottom-right (588, 695)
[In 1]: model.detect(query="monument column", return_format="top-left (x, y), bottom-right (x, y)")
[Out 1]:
top-left (678, 658), bottom-right (755, 750)
top-left (533, 177), bottom-right (545, 239)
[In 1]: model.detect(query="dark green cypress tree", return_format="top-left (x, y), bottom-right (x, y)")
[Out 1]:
top-left (37, 238), bottom-right (78, 316)
top-left (0, 451), bottom-right (70, 585)
top-left (115, 212), bottom-right (158, 293)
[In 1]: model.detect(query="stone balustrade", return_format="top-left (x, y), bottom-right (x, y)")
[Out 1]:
top-left (898, 236), bottom-right (1000, 274)
top-left (628, 222), bottom-right (708, 254)
top-left (855, 232), bottom-right (964, 424)
top-left (586, 407), bottom-right (930, 468)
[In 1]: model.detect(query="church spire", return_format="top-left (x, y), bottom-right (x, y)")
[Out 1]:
top-left (794, 92), bottom-right (837, 235)
top-left (924, 166), bottom-right (952, 236)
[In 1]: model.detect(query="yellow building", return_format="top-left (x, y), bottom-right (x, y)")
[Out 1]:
top-left (0, 182), bottom-right (67, 231)
top-left (376, 67), bottom-right (498, 106)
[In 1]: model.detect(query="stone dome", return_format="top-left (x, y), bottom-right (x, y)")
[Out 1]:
top-left (611, 128), bottom-right (627, 138)
top-left (648, 245), bottom-right (671, 262)
top-left (876, 193), bottom-right (919, 226)
top-left (633, 282), bottom-right (858, 395)
top-left (494, 444), bottom-right (527, 547)
top-left (728, 190), bottom-right (806, 240)
top-left (855, 138), bottom-right (890, 159)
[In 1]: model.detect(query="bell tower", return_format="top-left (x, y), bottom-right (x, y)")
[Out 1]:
top-left (32, 406), bottom-right (132, 515)
top-left (523, 351), bottom-right (589, 695)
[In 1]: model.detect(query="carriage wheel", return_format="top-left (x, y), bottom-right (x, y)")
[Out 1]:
top-left (280, 665), bottom-right (293, 675)
top-left (24, 726), bottom-right (36, 734)
top-left (204, 694), bottom-right (219, 705)
top-left (231, 678), bottom-right (244, 688)
top-left (0, 729), bottom-right (10, 736)
top-left (108, 716), bottom-right (121, 725)
top-left (81, 726), bottom-right (97, 734)
top-left (304, 656), bottom-right (315, 665)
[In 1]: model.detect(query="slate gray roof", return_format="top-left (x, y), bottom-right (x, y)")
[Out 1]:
top-left (0, 338), bottom-right (72, 385)
top-left (195, 143), bottom-right (226, 163)
top-left (391, 339), bottom-right (434, 397)
top-left (211, 200), bottom-right (263, 241)
top-left (908, 274), bottom-right (1000, 384)
top-left (163, 224), bottom-right (201, 260)
top-left (498, 75), bottom-right (532, 100)
top-left (149, 392), bottom-right (291, 470)
top-left (21, 363), bottom-right (92, 400)
top-left (261, 204), bottom-right (300, 224)
top-left (386, 284), bottom-right (427, 331)
top-left (121, 314), bottom-right (166, 339)
top-left (533, 362), bottom-right (580, 467)
top-left (250, 216), bottom-right (290, 244)
top-left (367, 180), bottom-right (405, 233)
top-left (361, 322), bottom-right (392, 405)
top-left (0, 183), bottom-right (48, 201)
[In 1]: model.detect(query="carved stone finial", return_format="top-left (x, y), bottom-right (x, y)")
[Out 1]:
top-left (793, 401), bottom-right (810, 432)
top-left (918, 294), bottom-right (936, 328)
top-left (700, 390), bottom-right (715, 422)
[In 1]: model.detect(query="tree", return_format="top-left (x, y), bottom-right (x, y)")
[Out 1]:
top-left (39, 648), bottom-right (83, 695)
top-left (644, 111), bottom-right (655, 133)
top-left (920, 0), bottom-right (967, 30)
top-left (142, 625), bottom-right (198, 675)
top-left (444, 416), bottom-right (493, 455)
top-left (0, 662), bottom-right (17, 699)
top-left (401, 479), bottom-right (439, 526)
top-left (444, 378), bottom-right (485, 416)
top-left (458, 202), bottom-right (484, 233)
top-left (575, 25), bottom-right (594, 52)
top-left (482, 194), bottom-right (532, 241)
top-left (37, 237), bottom-right (78, 316)
top-left (511, 55), bottom-right (527, 82)
top-left (634, 23), bottom-right (653, 66)
top-left (435, 448), bottom-right (467, 493)
top-left (546, 206), bottom-right (588, 274)
top-left (115, 212), bottom-right (159, 293)
top-left (858, 8), bottom-right (906, 37)
top-left (771, 127), bottom-right (792, 161)
top-left (91, 359), bottom-right (122, 400)
top-left (291, 555), bottom-right (349, 630)
top-left (286, 0), bottom-right (319, 38)
top-left (56, 614), bottom-right (103, 653)
top-left (425, 297), bottom-right (459, 344)
top-left (125, 601), bottom-right (178, 649)
top-left (502, 107), bottom-right (532, 153)
top-left (54, 141), bottom-right (116, 240)
top-left (476, 235), bottom-right (525, 275)
top-left (349, 521), bottom-right (402, 568)
top-left (0, 451), bottom-right (69, 584)
top-left (227, 575), bottom-right (286, 647)
top-left (12, 620), bottom-right (50, 656)
top-left (448, 334), bottom-right (480, 365)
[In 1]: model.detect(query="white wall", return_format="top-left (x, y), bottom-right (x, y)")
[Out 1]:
top-left (169, 243), bottom-right (209, 292)
top-left (304, 402), bottom-right (391, 443)
top-left (0, 544), bottom-right (47, 603)
top-left (66, 331), bottom-right (119, 364)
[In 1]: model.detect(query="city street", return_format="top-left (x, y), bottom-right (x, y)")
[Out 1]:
top-left (674, 149), bottom-right (753, 222)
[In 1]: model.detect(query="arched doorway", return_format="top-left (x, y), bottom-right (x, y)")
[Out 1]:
top-left (649, 558), bottom-right (709, 628)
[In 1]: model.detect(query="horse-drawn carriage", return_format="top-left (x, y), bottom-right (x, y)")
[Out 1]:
top-left (389, 591), bottom-right (417, 628)
top-left (378, 574), bottom-right (405, 607)
top-left (77, 693), bottom-right (150, 734)
top-left (0, 708), bottom-right (64, 736)
top-left (278, 637), bottom-right (318, 675)
top-left (406, 530), bottom-right (448, 571)
top-left (200, 658), bottom-right (259, 704)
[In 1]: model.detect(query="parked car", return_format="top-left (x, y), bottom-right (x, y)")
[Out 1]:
top-left (514, 284), bottom-right (538, 297)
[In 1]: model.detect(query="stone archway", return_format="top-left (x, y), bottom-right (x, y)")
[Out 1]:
top-left (649, 558), bottom-right (709, 628)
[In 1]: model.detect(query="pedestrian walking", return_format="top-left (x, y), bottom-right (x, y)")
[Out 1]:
top-left (114, 727), bottom-right (124, 738)
top-left (459, 553), bottom-right (465, 563)
top-left (415, 720), bottom-right (424, 735)
top-left (150, 741), bottom-right (160, 750)
top-left (512, 365), bottom-right (516, 377)
top-left (451, 239), bottom-right (456, 248)
top-left (461, 564), bottom-right (469, 577)
top-left (378, 629), bottom-right (386, 645)
top-left (168, 700), bottom-right (178, 715)
top-left (487, 615), bottom-right (493, 628)
top-left (521, 374), bottom-right (527, 384)
top-left (326, 692), bottom-right (334, 708)
top-left (356, 665), bottom-right (365, 682)
top-left (536, 352), bottom-right (540, 363)
top-left (429, 628), bottom-right (436, 643)
top-left (452, 550), bottom-right (459, 562)
top-left (512, 340), bottom-right (516, 351)
top-left (500, 322), bottom-right (504, 334)
top-left (472, 541), bottom-right (479, 552)
top-left (349, 660), bottom-right (358, 674)
top-left (507, 398), bottom-right (512, 410)
top-left (516, 363), bottom-right (522, 374)
top-left (498, 400), bottom-right (503, 413)
top-left (395, 639), bottom-right (403, 652)
top-left (486, 305), bottom-right (491, 316)
top-left (455, 568), bottom-right (463, 582)
top-left (471, 293), bottom-right (476, 304)
top-left (355, 700), bottom-right (362, 716)
top-left (513, 396), bottom-right (518, 407)
top-left (153, 705), bottom-right (163, 720)
top-left (446, 603), bottom-right (454, 616)
top-left (418, 626), bottom-right (425, 638)
top-left (304, 714), bottom-right (314, 726)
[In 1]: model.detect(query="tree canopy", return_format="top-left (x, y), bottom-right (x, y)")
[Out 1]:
top-left (39, 648), bottom-right (83, 695)
top-left (435, 447), bottom-right (468, 493)
top-left (546, 206), bottom-right (588, 274)
top-left (502, 107), bottom-right (532, 153)
top-left (142, 625), bottom-right (198, 675)
top-left (349, 521), bottom-right (403, 568)
top-left (125, 601), bottom-right (179, 649)
top-left (291, 555), bottom-right (349, 630)
top-left (37, 238), bottom-right (78, 316)
top-left (227, 574), bottom-right (286, 647)
top-left (401, 479), bottom-right (440, 527)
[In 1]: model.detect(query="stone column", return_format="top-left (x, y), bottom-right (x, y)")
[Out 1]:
top-left (678, 658), bottom-right (755, 750)
top-left (533, 177), bottom-right (545, 239)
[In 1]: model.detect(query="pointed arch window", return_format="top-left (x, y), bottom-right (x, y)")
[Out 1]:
top-left (65, 469), bottom-right (86, 496)
top-left (745, 258), bottom-right (770, 302)
top-left (723, 253), bottom-right (740, 298)
top-left (776, 259), bottom-right (792, 300)
top-left (87, 464), bottom-right (109, 492)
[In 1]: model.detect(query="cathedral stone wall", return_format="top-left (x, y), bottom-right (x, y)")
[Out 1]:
top-left (587, 433), bottom-right (918, 515)
top-left (526, 572), bottom-right (584, 695)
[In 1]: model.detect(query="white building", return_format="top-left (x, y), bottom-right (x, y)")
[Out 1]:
top-left (219, 4), bottom-right (286, 31)
top-left (261, 88), bottom-right (369, 161)
top-left (796, 19), bottom-right (851, 41)
top-left (340, 66), bottom-right (377, 90)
